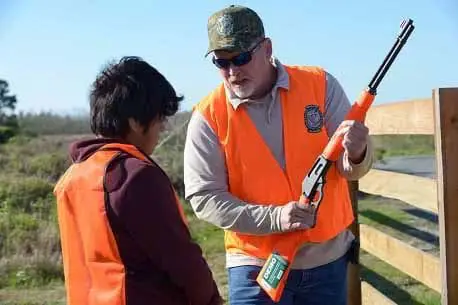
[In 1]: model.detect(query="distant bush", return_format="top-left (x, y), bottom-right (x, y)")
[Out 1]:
top-left (0, 132), bottom-right (66, 290)
top-left (0, 252), bottom-right (63, 288)
top-left (153, 111), bottom-right (190, 198)
top-left (0, 126), bottom-right (17, 144)
top-left (155, 149), bottom-right (185, 197)
top-left (0, 177), bottom-right (54, 214)
top-left (18, 111), bottom-right (91, 135)
top-left (26, 154), bottom-right (70, 181)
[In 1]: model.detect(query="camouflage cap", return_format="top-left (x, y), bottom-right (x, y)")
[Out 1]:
top-left (205, 5), bottom-right (265, 56)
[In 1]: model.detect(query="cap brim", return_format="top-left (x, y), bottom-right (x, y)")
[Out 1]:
top-left (204, 48), bottom-right (214, 57)
top-left (204, 45), bottom-right (245, 57)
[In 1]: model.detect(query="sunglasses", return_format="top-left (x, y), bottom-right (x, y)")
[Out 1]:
top-left (212, 51), bottom-right (252, 69)
top-left (212, 40), bottom-right (264, 69)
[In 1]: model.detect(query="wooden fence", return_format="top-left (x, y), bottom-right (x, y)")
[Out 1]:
top-left (347, 87), bottom-right (458, 305)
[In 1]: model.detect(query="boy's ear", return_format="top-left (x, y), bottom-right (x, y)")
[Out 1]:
top-left (128, 118), bottom-right (143, 134)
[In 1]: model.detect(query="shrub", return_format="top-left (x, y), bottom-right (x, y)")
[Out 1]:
top-left (0, 126), bottom-right (17, 144)
top-left (0, 176), bottom-right (54, 214)
top-left (0, 253), bottom-right (63, 289)
top-left (26, 154), bottom-right (70, 181)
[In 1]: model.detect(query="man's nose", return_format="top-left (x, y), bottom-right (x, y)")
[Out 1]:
top-left (227, 64), bottom-right (241, 76)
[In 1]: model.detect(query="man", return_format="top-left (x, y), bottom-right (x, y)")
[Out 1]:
top-left (54, 56), bottom-right (223, 305)
top-left (184, 5), bottom-right (373, 305)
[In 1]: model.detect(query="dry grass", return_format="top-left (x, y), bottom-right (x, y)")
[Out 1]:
top-left (0, 285), bottom-right (66, 305)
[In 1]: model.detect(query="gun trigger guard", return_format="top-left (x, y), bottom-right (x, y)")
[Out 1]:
top-left (309, 176), bottom-right (325, 210)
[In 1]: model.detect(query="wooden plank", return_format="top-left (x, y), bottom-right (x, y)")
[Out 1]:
top-left (360, 224), bottom-right (441, 293)
top-left (361, 281), bottom-right (397, 305)
top-left (365, 98), bottom-right (434, 135)
top-left (433, 87), bottom-right (458, 305)
top-left (359, 169), bottom-right (438, 214)
top-left (347, 181), bottom-right (361, 305)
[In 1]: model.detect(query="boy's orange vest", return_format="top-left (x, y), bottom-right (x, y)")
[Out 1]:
top-left (194, 65), bottom-right (353, 261)
top-left (53, 143), bottom-right (186, 305)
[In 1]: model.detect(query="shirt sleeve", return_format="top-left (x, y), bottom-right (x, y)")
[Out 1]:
top-left (110, 160), bottom-right (222, 305)
top-left (183, 111), bottom-right (284, 235)
top-left (324, 71), bottom-right (374, 180)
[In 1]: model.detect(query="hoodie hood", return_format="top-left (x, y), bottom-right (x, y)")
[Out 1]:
top-left (69, 137), bottom-right (128, 163)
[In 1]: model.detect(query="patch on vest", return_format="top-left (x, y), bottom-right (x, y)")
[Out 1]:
top-left (304, 105), bottom-right (323, 133)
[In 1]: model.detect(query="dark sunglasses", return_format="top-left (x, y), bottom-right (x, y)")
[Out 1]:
top-left (212, 40), bottom-right (264, 69)
top-left (212, 51), bottom-right (253, 69)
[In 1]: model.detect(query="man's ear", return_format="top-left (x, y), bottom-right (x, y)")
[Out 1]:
top-left (264, 38), bottom-right (273, 58)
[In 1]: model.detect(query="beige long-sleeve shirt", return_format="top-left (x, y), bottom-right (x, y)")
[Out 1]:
top-left (183, 58), bottom-right (373, 269)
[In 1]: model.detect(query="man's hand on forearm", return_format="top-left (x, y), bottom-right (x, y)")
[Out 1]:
top-left (188, 191), bottom-right (318, 235)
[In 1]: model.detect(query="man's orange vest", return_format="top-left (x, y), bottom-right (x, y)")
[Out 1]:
top-left (53, 142), bottom-right (187, 305)
top-left (194, 65), bottom-right (354, 262)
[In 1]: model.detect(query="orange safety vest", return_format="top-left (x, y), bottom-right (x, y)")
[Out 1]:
top-left (53, 142), bottom-right (187, 305)
top-left (194, 65), bottom-right (353, 261)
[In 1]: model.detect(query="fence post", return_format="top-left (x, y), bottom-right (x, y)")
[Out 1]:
top-left (433, 87), bottom-right (458, 305)
top-left (347, 180), bottom-right (361, 305)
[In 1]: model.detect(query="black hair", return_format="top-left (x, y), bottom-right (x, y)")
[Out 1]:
top-left (89, 56), bottom-right (183, 137)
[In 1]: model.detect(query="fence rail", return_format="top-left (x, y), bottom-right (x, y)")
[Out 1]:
top-left (347, 87), bottom-right (458, 305)
top-left (360, 224), bottom-right (441, 293)
top-left (359, 169), bottom-right (437, 214)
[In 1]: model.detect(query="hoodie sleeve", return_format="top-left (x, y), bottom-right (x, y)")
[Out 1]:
top-left (107, 157), bottom-right (222, 305)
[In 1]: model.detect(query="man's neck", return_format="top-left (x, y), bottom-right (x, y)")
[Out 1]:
top-left (249, 64), bottom-right (278, 100)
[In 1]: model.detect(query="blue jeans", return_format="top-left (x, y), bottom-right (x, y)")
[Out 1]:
top-left (228, 253), bottom-right (348, 305)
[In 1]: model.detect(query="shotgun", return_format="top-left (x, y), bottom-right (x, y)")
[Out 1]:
top-left (256, 18), bottom-right (415, 302)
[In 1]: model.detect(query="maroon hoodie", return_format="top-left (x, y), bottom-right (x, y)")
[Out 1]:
top-left (68, 137), bottom-right (223, 305)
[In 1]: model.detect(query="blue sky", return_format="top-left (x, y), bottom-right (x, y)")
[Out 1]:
top-left (0, 0), bottom-right (457, 114)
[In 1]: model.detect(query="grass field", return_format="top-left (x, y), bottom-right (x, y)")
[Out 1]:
top-left (372, 134), bottom-right (435, 161)
top-left (0, 133), bottom-right (440, 304)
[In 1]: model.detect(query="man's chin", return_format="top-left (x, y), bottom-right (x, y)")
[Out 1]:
top-left (231, 87), bottom-right (255, 100)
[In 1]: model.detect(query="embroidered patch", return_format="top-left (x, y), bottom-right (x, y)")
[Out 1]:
top-left (304, 105), bottom-right (323, 133)
top-left (216, 15), bottom-right (234, 35)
